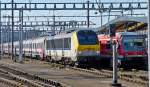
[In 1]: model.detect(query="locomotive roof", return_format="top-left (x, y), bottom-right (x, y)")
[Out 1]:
top-left (60, 27), bottom-right (96, 34)
top-left (47, 28), bottom-right (96, 40)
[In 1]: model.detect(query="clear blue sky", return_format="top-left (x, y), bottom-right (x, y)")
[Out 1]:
top-left (0, 0), bottom-right (148, 28)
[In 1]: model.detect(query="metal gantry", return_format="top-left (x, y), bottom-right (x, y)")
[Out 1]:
top-left (2, 21), bottom-right (95, 27)
top-left (0, 2), bottom-right (147, 10)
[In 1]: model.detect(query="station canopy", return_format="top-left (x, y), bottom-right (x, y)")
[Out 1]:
top-left (96, 16), bottom-right (147, 33)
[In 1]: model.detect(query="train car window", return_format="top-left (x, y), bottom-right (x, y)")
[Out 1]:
top-left (37, 43), bottom-right (38, 48)
top-left (34, 43), bottom-right (36, 48)
top-left (40, 43), bottom-right (41, 48)
top-left (50, 40), bottom-right (52, 49)
top-left (38, 43), bottom-right (39, 48)
top-left (33, 43), bottom-right (34, 48)
top-left (36, 43), bottom-right (38, 48)
top-left (41, 43), bottom-right (42, 48)
top-left (40, 43), bottom-right (44, 48)
top-left (77, 30), bottom-right (98, 45)
top-left (51, 39), bottom-right (55, 49)
top-left (55, 39), bottom-right (63, 49)
top-left (54, 39), bottom-right (58, 49)
top-left (123, 36), bottom-right (145, 51)
top-left (33, 43), bottom-right (35, 48)
top-left (46, 40), bottom-right (50, 49)
top-left (32, 44), bottom-right (33, 48)
top-left (47, 39), bottom-right (63, 49)
top-left (64, 38), bottom-right (71, 49)
top-left (40, 43), bottom-right (42, 48)
top-left (30, 44), bottom-right (31, 48)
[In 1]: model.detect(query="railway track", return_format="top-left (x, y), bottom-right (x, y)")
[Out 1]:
top-left (0, 64), bottom-right (68, 87)
top-left (45, 62), bottom-right (148, 86)
top-left (69, 67), bottom-right (148, 86)
top-left (41, 61), bottom-right (148, 86)
top-left (1, 56), bottom-right (149, 87)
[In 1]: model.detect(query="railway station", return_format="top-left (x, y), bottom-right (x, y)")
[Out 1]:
top-left (0, 0), bottom-right (149, 87)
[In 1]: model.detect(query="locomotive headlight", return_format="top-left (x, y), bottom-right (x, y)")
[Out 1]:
top-left (96, 51), bottom-right (100, 54)
top-left (78, 51), bottom-right (82, 54)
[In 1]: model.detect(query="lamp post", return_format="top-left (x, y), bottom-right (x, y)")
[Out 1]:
top-left (147, 1), bottom-right (150, 87)
top-left (87, 0), bottom-right (90, 28)
top-left (19, 7), bottom-right (23, 63)
top-left (109, 24), bottom-right (121, 87)
top-left (11, 0), bottom-right (15, 62)
top-left (0, 1), bottom-right (2, 60)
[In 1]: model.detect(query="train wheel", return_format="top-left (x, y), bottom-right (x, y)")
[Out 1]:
top-left (35, 55), bottom-right (40, 60)
top-left (46, 56), bottom-right (52, 62)
top-left (74, 62), bottom-right (79, 67)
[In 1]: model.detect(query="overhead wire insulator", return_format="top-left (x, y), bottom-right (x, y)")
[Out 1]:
top-left (42, 22), bottom-right (44, 26)
top-left (29, 0), bottom-right (32, 12)
top-left (44, 4), bottom-right (47, 9)
top-left (82, 3), bottom-right (85, 8)
top-left (63, 4), bottom-right (66, 8)
top-left (25, 4), bottom-right (27, 9)
top-left (15, 3), bottom-right (17, 9)
top-left (34, 4), bottom-right (37, 9)
top-left (138, 3), bottom-right (141, 8)
top-left (92, 3), bottom-right (95, 8)
top-left (73, 3), bottom-right (76, 8)
top-left (110, 3), bottom-right (113, 9)
top-left (101, 3), bottom-right (104, 9)
top-left (119, 3), bottom-right (123, 9)
top-left (129, 3), bottom-right (132, 9)
top-left (36, 21), bottom-right (38, 25)
top-left (54, 4), bottom-right (56, 8)
top-left (31, 22), bottom-right (33, 26)
top-left (4, 4), bottom-right (6, 9)
top-left (27, 16), bottom-right (29, 21)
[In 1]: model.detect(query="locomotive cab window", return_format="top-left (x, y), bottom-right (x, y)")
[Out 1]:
top-left (77, 30), bottom-right (98, 45)
top-left (123, 36), bottom-right (145, 51)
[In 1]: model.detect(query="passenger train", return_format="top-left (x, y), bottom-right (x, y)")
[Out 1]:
top-left (98, 32), bottom-right (147, 68)
top-left (2, 29), bottom-right (147, 68)
top-left (3, 29), bottom-right (100, 66)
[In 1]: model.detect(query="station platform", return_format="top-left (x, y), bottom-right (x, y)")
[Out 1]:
top-left (0, 57), bottom-right (145, 87)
